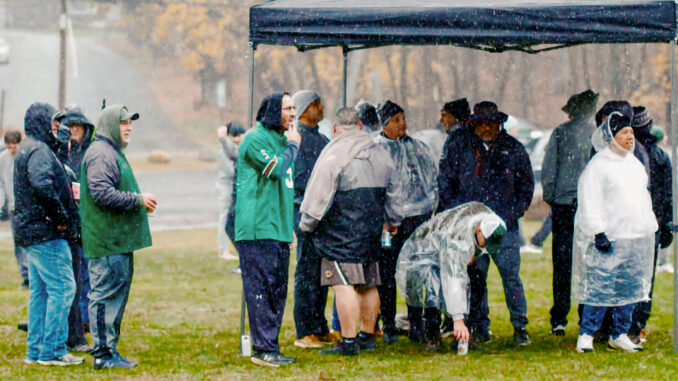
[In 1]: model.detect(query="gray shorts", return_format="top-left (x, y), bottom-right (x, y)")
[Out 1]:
top-left (320, 258), bottom-right (380, 289)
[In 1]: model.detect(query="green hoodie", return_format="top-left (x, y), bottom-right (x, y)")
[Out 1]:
top-left (79, 105), bottom-right (151, 258)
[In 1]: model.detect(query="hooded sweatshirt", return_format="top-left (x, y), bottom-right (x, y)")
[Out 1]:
top-left (62, 110), bottom-right (95, 179)
top-left (79, 104), bottom-right (151, 258)
top-left (13, 102), bottom-right (80, 246)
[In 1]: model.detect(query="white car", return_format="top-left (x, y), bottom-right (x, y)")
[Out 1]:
top-left (0, 38), bottom-right (9, 64)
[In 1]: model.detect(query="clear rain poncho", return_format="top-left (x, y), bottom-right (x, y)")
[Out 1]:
top-left (395, 202), bottom-right (502, 320)
top-left (374, 133), bottom-right (438, 217)
top-left (572, 118), bottom-right (658, 306)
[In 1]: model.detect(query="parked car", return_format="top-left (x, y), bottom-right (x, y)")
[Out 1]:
top-left (0, 38), bottom-right (9, 64)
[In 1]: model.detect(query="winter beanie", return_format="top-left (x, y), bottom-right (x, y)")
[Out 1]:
top-left (292, 90), bottom-right (320, 120)
top-left (377, 100), bottom-right (404, 126)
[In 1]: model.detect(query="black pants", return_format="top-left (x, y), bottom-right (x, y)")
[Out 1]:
top-left (237, 240), bottom-right (290, 353)
top-left (407, 306), bottom-right (441, 340)
top-left (550, 203), bottom-right (577, 328)
top-left (629, 235), bottom-right (660, 335)
top-left (66, 243), bottom-right (87, 348)
top-left (293, 229), bottom-right (329, 339)
top-left (378, 213), bottom-right (430, 332)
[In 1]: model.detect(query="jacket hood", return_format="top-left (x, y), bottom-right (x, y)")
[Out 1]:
top-left (62, 110), bottom-right (95, 148)
top-left (95, 104), bottom-right (128, 149)
top-left (256, 93), bottom-right (284, 131)
top-left (24, 102), bottom-right (57, 145)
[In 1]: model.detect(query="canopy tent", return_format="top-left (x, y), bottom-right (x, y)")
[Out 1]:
top-left (245, 0), bottom-right (678, 354)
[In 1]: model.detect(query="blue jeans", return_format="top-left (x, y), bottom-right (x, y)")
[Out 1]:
top-left (468, 230), bottom-right (528, 331)
top-left (580, 304), bottom-right (634, 339)
top-left (88, 253), bottom-right (134, 359)
top-left (25, 239), bottom-right (76, 361)
top-left (79, 255), bottom-right (90, 324)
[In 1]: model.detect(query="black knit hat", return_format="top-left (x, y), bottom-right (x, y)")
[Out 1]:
top-left (595, 100), bottom-right (633, 126)
top-left (377, 100), bottom-right (404, 126)
top-left (631, 106), bottom-right (652, 129)
top-left (442, 98), bottom-right (470, 121)
top-left (609, 112), bottom-right (631, 136)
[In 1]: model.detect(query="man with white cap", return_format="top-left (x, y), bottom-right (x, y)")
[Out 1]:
top-left (396, 202), bottom-right (507, 352)
top-left (290, 90), bottom-right (336, 348)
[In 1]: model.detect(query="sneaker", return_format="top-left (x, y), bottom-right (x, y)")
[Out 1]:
top-left (514, 327), bottom-right (532, 346)
top-left (409, 328), bottom-right (424, 343)
top-left (576, 334), bottom-right (594, 353)
top-left (273, 353), bottom-right (295, 364)
top-left (294, 334), bottom-right (323, 348)
top-left (471, 329), bottom-right (491, 344)
top-left (520, 244), bottom-right (542, 254)
top-left (656, 263), bottom-right (675, 274)
top-left (357, 332), bottom-right (376, 351)
top-left (67, 344), bottom-right (93, 353)
top-left (382, 328), bottom-right (399, 344)
top-left (551, 325), bottom-right (566, 337)
top-left (231, 267), bottom-right (242, 274)
top-left (628, 333), bottom-right (641, 345)
top-left (38, 353), bottom-right (84, 366)
top-left (320, 339), bottom-right (359, 355)
top-left (219, 251), bottom-right (239, 261)
top-left (114, 353), bottom-right (138, 367)
top-left (93, 356), bottom-right (136, 369)
top-left (426, 336), bottom-right (441, 352)
top-left (608, 334), bottom-right (640, 353)
top-left (250, 351), bottom-right (286, 367)
top-left (23, 358), bottom-right (37, 365)
top-left (318, 331), bottom-right (341, 344)
top-left (17, 321), bottom-right (28, 332)
top-left (20, 279), bottom-right (29, 290)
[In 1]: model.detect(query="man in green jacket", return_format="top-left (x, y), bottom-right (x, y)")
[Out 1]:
top-left (79, 104), bottom-right (156, 370)
top-left (235, 92), bottom-right (301, 367)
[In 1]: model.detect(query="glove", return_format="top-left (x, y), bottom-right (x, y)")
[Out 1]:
top-left (594, 233), bottom-right (612, 253)
top-left (660, 226), bottom-right (674, 249)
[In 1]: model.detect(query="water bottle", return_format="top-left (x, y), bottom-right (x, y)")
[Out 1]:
top-left (381, 230), bottom-right (392, 248)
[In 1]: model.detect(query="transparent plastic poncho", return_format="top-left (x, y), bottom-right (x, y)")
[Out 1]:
top-left (395, 202), bottom-right (497, 318)
top-left (374, 134), bottom-right (438, 217)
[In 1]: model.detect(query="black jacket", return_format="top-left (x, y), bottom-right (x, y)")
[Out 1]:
top-left (294, 122), bottom-right (329, 207)
top-left (637, 131), bottom-right (673, 247)
top-left (438, 125), bottom-right (534, 232)
top-left (13, 103), bottom-right (79, 246)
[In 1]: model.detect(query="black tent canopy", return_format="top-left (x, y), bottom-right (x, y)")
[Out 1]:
top-left (244, 0), bottom-right (678, 356)
top-left (250, 0), bottom-right (677, 52)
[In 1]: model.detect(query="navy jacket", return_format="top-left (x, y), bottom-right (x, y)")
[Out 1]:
top-left (294, 122), bottom-right (329, 207)
top-left (13, 103), bottom-right (79, 246)
top-left (438, 125), bottom-right (534, 232)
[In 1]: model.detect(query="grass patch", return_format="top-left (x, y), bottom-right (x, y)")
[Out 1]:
top-left (1, 221), bottom-right (678, 379)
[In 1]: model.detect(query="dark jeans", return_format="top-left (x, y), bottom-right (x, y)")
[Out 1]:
top-left (378, 213), bottom-right (429, 332)
top-left (550, 204), bottom-right (576, 328)
top-left (79, 255), bottom-right (90, 325)
top-left (236, 240), bottom-right (290, 353)
top-left (293, 229), bottom-right (329, 339)
top-left (468, 230), bottom-right (528, 332)
top-left (88, 253), bottom-right (134, 359)
top-left (630, 235), bottom-right (660, 335)
top-left (66, 243), bottom-right (88, 348)
top-left (530, 213), bottom-right (553, 247)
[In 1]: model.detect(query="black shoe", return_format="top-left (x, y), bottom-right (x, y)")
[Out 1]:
top-left (17, 321), bottom-right (28, 332)
top-left (426, 336), bottom-right (441, 352)
top-left (383, 328), bottom-right (399, 344)
top-left (471, 328), bottom-right (491, 344)
top-left (409, 328), bottom-right (424, 343)
top-left (357, 332), bottom-right (376, 351)
top-left (20, 279), bottom-right (29, 290)
top-left (551, 325), bottom-right (565, 337)
top-left (250, 351), bottom-right (288, 367)
top-left (320, 339), bottom-right (359, 355)
top-left (514, 327), bottom-right (532, 346)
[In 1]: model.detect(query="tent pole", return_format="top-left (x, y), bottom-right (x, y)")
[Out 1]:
top-left (248, 42), bottom-right (256, 129)
top-left (342, 47), bottom-right (348, 107)
top-left (671, 38), bottom-right (677, 356)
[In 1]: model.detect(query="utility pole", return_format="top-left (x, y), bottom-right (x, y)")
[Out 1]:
top-left (58, 0), bottom-right (67, 110)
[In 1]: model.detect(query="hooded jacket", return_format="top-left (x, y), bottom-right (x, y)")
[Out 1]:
top-left (62, 110), bottom-right (95, 179)
top-left (13, 102), bottom-right (80, 246)
top-left (79, 104), bottom-right (151, 258)
top-left (438, 125), bottom-right (534, 232)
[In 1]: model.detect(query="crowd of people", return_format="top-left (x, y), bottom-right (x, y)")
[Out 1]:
top-left (2, 102), bottom-right (154, 369)
top-left (1, 87), bottom-right (671, 369)
top-left (211, 88), bottom-right (671, 367)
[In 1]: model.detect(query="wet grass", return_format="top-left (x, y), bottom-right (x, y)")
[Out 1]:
top-left (1, 221), bottom-right (678, 380)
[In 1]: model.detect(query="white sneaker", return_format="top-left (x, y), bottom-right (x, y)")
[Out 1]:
top-left (656, 263), bottom-right (674, 274)
top-left (23, 358), bottom-right (36, 365)
top-left (520, 244), bottom-right (542, 254)
top-left (38, 353), bottom-right (84, 366)
top-left (219, 251), bottom-right (239, 261)
top-left (608, 334), bottom-right (639, 353)
top-left (576, 334), bottom-right (594, 353)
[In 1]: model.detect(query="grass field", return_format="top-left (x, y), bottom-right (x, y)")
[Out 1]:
top-left (2, 222), bottom-right (678, 380)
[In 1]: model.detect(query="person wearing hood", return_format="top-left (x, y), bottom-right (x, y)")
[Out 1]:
top-left (573, 112), bottom-right (657, 353)
top-left (396, 202), bottom-right (507, 352)
top-left (235, 92), bottom-right (301, 367)
top-left (14, 102), bottom-right (81, 366)
top-left (627, 106), bottom-right (673, 345)
top-left (216, 121), bottom-right (245, 261)
top-left (437, 101), bottom-right (534, 346)
top-left (299, 107), bottom-right (403, 356)
top-left (56, 105), bottom-right (96, 354)
top-left (80, 104), bottom-right (155, 369)
top-left (373, 100), bottom-right (438, 344)
top-left (540, 89), bottom-right (598, 337)
top-left (290, 90), bottom-right (337, 349)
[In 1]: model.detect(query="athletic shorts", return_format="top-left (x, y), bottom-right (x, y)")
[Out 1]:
top-left (320, 258), bottom-right (380, 288)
